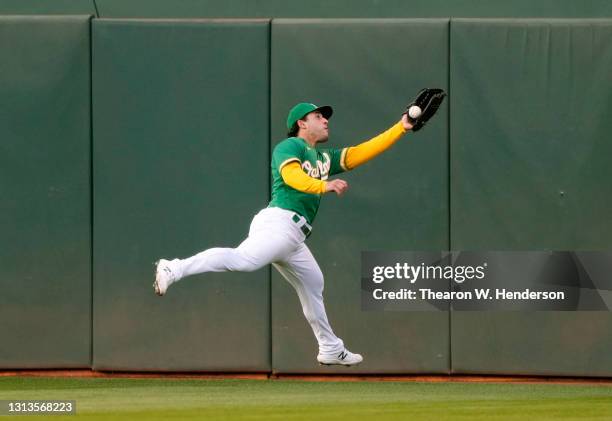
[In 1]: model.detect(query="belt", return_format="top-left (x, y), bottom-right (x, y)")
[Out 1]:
top-left (292, 213), bottom-right (312, 238)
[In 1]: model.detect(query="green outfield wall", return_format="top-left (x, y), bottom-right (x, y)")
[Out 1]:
top-left (0, 0), bottom-right (96, 15)
top-left (92, 19), bottom-right (271, 371)
top-left (95, 0), bottom-right (612, 19)
top-left (270, 19), bottom-right (449, 374)
top-left (0, 15), bottom-right (92, 368)
top-left (3, 0), bottom-right (612, 18)
top-left (449, 19), bottom-right (612, 377)
top-left (1, 13), bottom-right (612, 375)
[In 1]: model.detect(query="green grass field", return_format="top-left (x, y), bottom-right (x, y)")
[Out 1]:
top-left (1, 377), bottom-right (611, 420)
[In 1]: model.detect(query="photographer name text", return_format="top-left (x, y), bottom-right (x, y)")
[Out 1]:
top-left (373, 288), bottom-right (565, 301)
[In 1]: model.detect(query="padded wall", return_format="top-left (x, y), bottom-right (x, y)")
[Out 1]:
top-left (93, 19), bottom-right (271, 371)
top-left (0, 16), bottom-right (92, 368)
top-left (3, 13), bottom-right (612, 376)
top-left (450, 19), bottom-right (612, 376)
top-left (95, 0), bottom-right (612, 19)
top-left (271, 19), bottom-right (450, 373)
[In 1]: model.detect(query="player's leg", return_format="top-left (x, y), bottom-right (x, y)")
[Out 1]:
top-left (178, 228), bottom-right (289, 276)
top-left (154, 208), bottom-right (298, 296)
top-left (273, 243), bottom-right (363, 366)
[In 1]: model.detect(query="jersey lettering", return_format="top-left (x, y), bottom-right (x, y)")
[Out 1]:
top-left (301, 153), bottom-right (331, 181)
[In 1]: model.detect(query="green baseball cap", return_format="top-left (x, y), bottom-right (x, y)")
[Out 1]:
top-left (286, 102), bottom-right (333, 130)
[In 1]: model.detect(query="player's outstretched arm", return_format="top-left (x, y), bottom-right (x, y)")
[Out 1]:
top-left (343, 114), bottom-right (413, 171)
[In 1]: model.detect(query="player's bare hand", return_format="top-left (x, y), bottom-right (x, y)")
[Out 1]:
top-left (325, 179), bottom-right (348, 196)
top-left (401, 114), bottom-right (414, 131)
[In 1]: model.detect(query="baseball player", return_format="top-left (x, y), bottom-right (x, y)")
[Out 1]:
top-left (154, 91), bottom-right (445, 366)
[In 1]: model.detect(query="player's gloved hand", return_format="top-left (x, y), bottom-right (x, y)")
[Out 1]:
top-left (325, 179), bottom-right (348, 196)
top-left (404, 88), bottom-right (446, 132)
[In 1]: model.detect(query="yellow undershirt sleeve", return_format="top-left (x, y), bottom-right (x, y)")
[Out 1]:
top-left (280, 161), bottom-right (327, 195)
top-left (343, 121), bottom-right (407, 170)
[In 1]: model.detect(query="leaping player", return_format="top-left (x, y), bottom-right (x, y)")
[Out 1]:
top-left (154, 91), bottom-right (445, 366)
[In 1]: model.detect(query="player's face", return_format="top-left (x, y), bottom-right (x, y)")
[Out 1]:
top-left (303, 111), bottom-right (329, 143)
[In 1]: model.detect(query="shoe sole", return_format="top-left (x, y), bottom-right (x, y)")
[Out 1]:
top-left (318, 360), bottom-right (362, 367)
top-left (153, 260), bottom-right (164, 296)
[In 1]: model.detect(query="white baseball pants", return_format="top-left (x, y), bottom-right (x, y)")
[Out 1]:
top-left (172, 207), bottom-right (344, 356)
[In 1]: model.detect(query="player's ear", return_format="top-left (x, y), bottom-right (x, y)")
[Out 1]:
top-left (297, 119), bottom-right (307, 130)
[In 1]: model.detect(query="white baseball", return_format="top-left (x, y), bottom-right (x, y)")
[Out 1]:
top-left (408, 105), bottom-right (422, 119)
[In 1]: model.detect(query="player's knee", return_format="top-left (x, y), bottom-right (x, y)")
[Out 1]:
top-left (311, 269), bottom-right (325, 295)
top-left (230, 261), bottom-right (260, 272)
top-left (229, 251), bottom-right (264, 272)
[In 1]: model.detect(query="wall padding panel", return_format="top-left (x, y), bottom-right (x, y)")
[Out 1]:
top-left (93, 19), bottom-right (271, 371)
top-left (450, 19), bottom-right (612, 376)
top-left (0, 16), bottom-right (92, 368)
top-left (271, 19), bottom-right (450, 374)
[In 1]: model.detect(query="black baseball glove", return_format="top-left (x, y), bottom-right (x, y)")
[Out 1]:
top-left (405, 88), bottom-right (446, 132)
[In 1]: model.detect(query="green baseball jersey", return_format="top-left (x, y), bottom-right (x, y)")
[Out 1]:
top-left (269, 137), bottom-right (346, 224)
